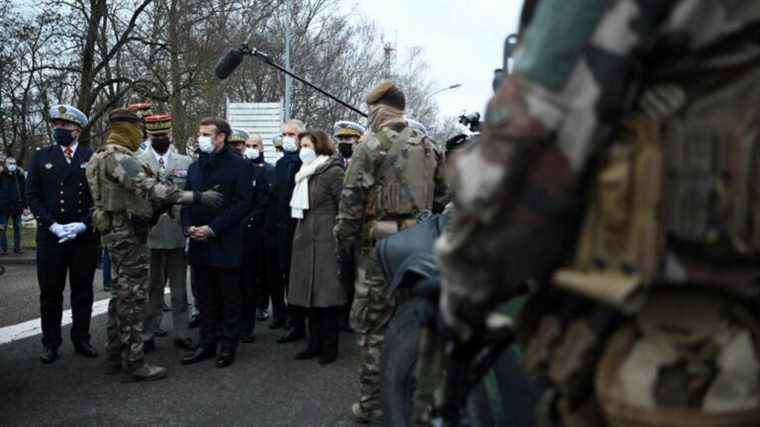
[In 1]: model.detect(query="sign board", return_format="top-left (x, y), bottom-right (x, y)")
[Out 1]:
top-left (226, 100), bottom-right (283, 164)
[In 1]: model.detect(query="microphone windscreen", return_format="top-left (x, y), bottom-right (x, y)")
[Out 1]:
top-left (214, 48), bottom-right (245, 80)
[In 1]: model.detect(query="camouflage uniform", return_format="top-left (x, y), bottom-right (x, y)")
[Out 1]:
top-left (86, 109), bottom-right (207, 380)
top-left (438, 1), bottom-right (760, 424)
top-left (334, 81), bottom-right (448, 420)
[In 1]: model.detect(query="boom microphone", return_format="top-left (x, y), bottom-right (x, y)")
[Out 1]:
top-left (214, 47), bottom-right (245, 80)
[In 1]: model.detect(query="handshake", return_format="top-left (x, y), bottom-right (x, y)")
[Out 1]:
top-left (50, 222), bottom-right (86, 243)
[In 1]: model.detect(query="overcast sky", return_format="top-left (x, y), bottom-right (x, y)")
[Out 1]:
top-left (345, 0), bottom-right (523, 119)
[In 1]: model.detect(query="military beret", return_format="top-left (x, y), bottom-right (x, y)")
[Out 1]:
top-left (366, 80), bottom-right (406, 110)
top-left (228, 128), bottom-right (250, 143)
top-left (144, 113), bottom-right (173, 135)
top-left (49, 104), bottom-right (89, 128)
top-left (127, 101), bottom-right (153, 119)
top-left (333, 120), bottom-right (366, 138)
top-left (272, 135), bottom-right (283, 147)
top-left (109, 108), bottom-right (142, 124)
top-left (406, 118), bottom-right (427, 135)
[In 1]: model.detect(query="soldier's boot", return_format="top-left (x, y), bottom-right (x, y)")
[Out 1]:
top-left (104, 355), bottom-right (122, 375)
top-left (120, 362), bottom-right (167, 383)
top-left (351, 402), bottom-right (383, 425)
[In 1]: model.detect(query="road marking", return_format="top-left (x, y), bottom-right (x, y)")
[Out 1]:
top-left (0, 289), bottom-right (171, 346)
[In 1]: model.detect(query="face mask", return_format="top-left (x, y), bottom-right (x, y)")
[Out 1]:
top-left (299, 147), bottom-right (316, 164)
top-left (338, 143), bottom-right (353, 159)
top-left (53, 128), bottom-right (76, 147)
top-left (243, 147), bottom-right (258, 160)
top-left (151, 137), bottom-right (171, 154)
top-left (7, 164), bottom-right (17, 173)
top-left (282, 136), bottom-right (298, 153)
top-left (198, 136), bottom-right (214, 153)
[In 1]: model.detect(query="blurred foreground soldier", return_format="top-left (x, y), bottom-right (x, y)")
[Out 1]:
top-left (437, 2), bottom-right (760, 425)
top-left (334, 80), bottom-right (448, 423)
top-left (26, 105), bottom-right (98, 364)
top-left (87, 108), bottom-right (223, 382)
top-left (181, 117), bottom-right (252, 369)
top-left (239, 133), bottom-right (274, 342)
top-left (333, 120), bottom-right (365, 168)
top-left (228, 128), bottom-right (248, 156)
top-left (138, 113), bottom-right (195, 352)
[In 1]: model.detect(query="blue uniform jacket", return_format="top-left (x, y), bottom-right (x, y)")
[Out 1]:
top-left (26, 144), bottom-right (96, 244)
top-left (182, 145), bottom-right (252, 268)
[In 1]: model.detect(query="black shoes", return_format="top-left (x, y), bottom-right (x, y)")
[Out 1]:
top-left (240, 333), bottom-right (256, 343)
top-left (181, 347), bottom-right (216, 365)
top-left (318, 353), bottom-right (337, 365)
top-left (143, 339), bottom-right (156, 354)
top-left (294, 348), bottom-right (319, 360)
top-left (276, 329), bottom-right (306, 344)
top-left (215, 351), bottom-right (235, 368)
top-left (154, 328), bottom-right (169, 337)
top-left (256, 309), bottom-right (270, 321)
top-left (73, 341), bottom-right (99, 358)
top-left (40, 347), bottom-right (59, 364)
top-left (174, 338), bottom-right (196, 351)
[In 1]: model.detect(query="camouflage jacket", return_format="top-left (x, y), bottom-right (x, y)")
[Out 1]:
top-left (86, 144), bottom-right (184, 225)
top-left (334, 119), bottom-right (448, 263)
top-left (439, 1), bottom-right (760, 305)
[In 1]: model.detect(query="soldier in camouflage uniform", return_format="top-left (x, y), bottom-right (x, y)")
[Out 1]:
top-left (86, 109), bottom-right (223, 382)
top-left (437, 1), bottom-right (760, 425)
top-left (334, 81), bottom-right (448, 423)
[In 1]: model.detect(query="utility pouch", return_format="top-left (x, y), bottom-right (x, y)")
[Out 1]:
top-left (553, 115), bottom-right (666, 307)
top-left (92, 209), bottom-right (112, 234)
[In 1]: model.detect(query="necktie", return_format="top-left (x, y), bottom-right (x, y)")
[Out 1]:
top-left (64, 147), bottom-right (73, 164)
top-left (159, 157), bottom-right (166, 174)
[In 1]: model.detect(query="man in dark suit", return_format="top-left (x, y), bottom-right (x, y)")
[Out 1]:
top-left (239, 132), bottom-right (274, 343)
top-left (26, 104), bottom-right (99, 364)
top-left (181, 117), bottom-right (252, 368)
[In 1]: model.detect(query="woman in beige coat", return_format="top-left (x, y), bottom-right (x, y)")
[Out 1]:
top-left (287, 129), bottom-right (346, 364)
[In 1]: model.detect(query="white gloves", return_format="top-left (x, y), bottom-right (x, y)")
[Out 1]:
top-left (56, 222), bottom-right (87, 243)
top-left (49, 223), bottom-right (67, 238)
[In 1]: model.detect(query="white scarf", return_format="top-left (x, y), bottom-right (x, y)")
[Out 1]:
top-left (290, 155), bottom-right (330, 219)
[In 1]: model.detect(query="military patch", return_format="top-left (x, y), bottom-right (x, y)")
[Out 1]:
top-left (57, 105), bottom-right (67, 114)
top-left (45, 163), bottom-right (53, 170)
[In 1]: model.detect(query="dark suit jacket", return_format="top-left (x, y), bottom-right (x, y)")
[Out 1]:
top-left (182, 145), bottom-right (252, 268)
top-left (26, 144), bottom-right (96, 244)
top-left (242, 155), bottom-right (274, 233)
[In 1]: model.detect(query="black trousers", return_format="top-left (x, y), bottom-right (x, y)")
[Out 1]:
top-left (195, 265), bottom-right (242, 352)
top-left (36, 237), bottom-right (98, 349)
top-left (240, 229), bottom-right (266, 335)
top-left (304, 306), bottom-right (340, 357)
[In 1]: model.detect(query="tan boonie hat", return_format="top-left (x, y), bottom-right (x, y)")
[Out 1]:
top-left (366, 80), bottom-right (406, 110)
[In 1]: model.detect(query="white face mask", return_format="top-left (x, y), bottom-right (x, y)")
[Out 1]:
top-left (282, 136), bottom-right (298, 153)
top-left (299, 147), bottom-right (317, 164)
top-left (7, 164), bottom-right (17, 172)
top-left (197, 136), bottom-right (214, 153)
top-left (243, 147), bottom-right (258, 160)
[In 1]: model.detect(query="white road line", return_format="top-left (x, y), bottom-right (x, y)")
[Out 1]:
top-left (0, 289), bottom-right (170, 346)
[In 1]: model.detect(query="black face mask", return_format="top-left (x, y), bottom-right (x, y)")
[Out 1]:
top-left (151, 137), bottom-right (171, 154)
top-left (53, 128), bottom-right (76, 147)
top-left (338, 143), bottom-right (353, 159)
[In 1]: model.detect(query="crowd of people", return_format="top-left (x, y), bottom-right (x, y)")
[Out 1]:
top-left (21, 80), bottom-right (438, 423)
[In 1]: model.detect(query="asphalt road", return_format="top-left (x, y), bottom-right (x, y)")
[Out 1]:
top-left (0, 264), bottom-right (362, 426)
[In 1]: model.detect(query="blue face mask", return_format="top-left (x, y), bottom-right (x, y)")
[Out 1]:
top-left (53, 128), bottom-right (76, 147)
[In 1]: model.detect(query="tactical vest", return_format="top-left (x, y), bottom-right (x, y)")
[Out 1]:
top-left (87, 144), bottom-right (153, 233)
top-left (372, 123), bottom-right (439, 220)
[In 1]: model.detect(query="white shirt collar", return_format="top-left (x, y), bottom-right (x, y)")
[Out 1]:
top-left (152, 148), bottom-right (170, 165)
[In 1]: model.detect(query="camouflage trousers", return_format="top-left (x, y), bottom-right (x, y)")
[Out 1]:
top-left (350, 250), bottom-right (397, 414)
top-left (102, 215), bottom-right (149, 366)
